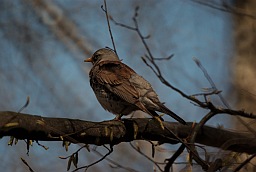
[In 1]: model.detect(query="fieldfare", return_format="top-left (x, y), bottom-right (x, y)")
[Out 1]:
top-left (84, 48), bottom-right (186, 125)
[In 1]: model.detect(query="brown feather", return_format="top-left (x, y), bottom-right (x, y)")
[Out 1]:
top-left (91, 61), bottom-right (140, 105)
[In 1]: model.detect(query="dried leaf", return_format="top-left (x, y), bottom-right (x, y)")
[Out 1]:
top-left (110, 128), bottom-right (113, 142)
top-left (29, 140), bottom-right (33, 146)
top-left (67, 155), bottom-right (73, 171)
top-left (135, 141), bottom-right (140, 152)
top-left (155, 117), bottom-right (164, 130)
top-left (180, 164), bottom-right (192, 172)
top-left (63, 141), bottom-right (70, 151)
top-left (133, 122), bottom-right (139, 139)
top-left (104, 126), bottom-right (109, 137)
top-left (73, 152), bottom-right (78, 168)
top-left (4, 122), bottom-right (19, 127)
top-left (15, 138), bottom-right (19, 145)
top-left (36, 119), bottom-right (45, 125)
top-left (80, 132), bottom-right (86, 136)
top-left (84, 144), bottom-right (90, 152)
top-left (8, 136), bottom-right (14, 146)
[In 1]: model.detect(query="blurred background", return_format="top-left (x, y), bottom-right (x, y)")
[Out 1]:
top-left (0, 0), bottom-right (255, 171)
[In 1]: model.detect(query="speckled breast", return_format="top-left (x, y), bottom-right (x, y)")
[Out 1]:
top-left (90, 78), bottom-right (138, 116)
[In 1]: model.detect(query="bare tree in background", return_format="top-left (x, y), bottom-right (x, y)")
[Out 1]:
top-left (233, 0), bottom-right (256, 171)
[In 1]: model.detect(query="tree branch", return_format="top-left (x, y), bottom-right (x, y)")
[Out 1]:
top-left (0, 111), bottom-right (255, 155)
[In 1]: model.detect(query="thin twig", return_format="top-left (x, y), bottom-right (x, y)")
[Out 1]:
top-left (18, 96), bottom-right (30, 113)
top-left (130, 142), bottom-right (164, 172)
top-left (234, 153), bottom-right (256, 172)
top-left (207, 158), bottom-right (223, 172)
top-left (188, 111), bottom-right (217, 170)
top-left (191, 89), bottom-right (222, 97)
top-left (59, 145), bottom-right (89, 160)
top-left (193, 57), bottom-right (230, 108)
top-left (21, 158), bottom-right (35, 172)
top-left (93, 146), bottom-right (139, 172)
top-left (164, 127), bottom-right (209, 170)
top-left (111, 18), bottom-right (137, 30)
top-left (72, 145), bottom-right (113, 172)
top-left (101, 0), bottom-right (117, 54)
top-left (153, 54), bottom-right (174, 61)
top-left (193, 57), bottom-right (256, 137)
top-left (110, 7), bottom-right (256, 171)
top-left (164, 144), bottom-right (186, 172)
top-left (191, 0), bottom-right (256, 20)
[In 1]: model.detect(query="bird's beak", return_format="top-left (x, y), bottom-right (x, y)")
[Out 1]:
top-left (84, 57), bottom-right (92, 62)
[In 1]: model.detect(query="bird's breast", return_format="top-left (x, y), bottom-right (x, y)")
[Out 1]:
top-left (90, 80), bottom-right (138, 115)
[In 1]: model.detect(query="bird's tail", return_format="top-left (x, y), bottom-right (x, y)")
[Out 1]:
top-left (158, 103), bottom-right (187, 125)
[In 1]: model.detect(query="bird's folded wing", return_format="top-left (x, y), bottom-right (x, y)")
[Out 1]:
top-left (95, 61), bottom-right (140, 104)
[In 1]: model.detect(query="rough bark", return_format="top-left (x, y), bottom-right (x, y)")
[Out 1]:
top-left (0, 111), bottom-right (255, 154)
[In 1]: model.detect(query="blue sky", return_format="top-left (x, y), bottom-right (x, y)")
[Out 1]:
top-left (0, 0), bottom-right (234, 171)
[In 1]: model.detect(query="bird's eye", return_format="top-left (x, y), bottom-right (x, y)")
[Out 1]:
top-left (93, 54), bottom-right (99, 61)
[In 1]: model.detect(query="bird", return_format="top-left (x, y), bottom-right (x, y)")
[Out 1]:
top-left (84, 48), bottom-right (186, 125)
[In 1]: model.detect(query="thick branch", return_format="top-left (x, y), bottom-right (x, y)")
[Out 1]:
top-left (0, 111), bottom-right (255, 154)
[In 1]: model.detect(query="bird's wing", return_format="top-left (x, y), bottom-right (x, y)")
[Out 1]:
top-left (91, 61), bottom-right (165, 122)
top-left (92, 61), bottom-right (140, 104)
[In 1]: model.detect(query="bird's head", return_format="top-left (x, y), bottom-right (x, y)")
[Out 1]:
top-left (84, 48), bottom-right (119, 65)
